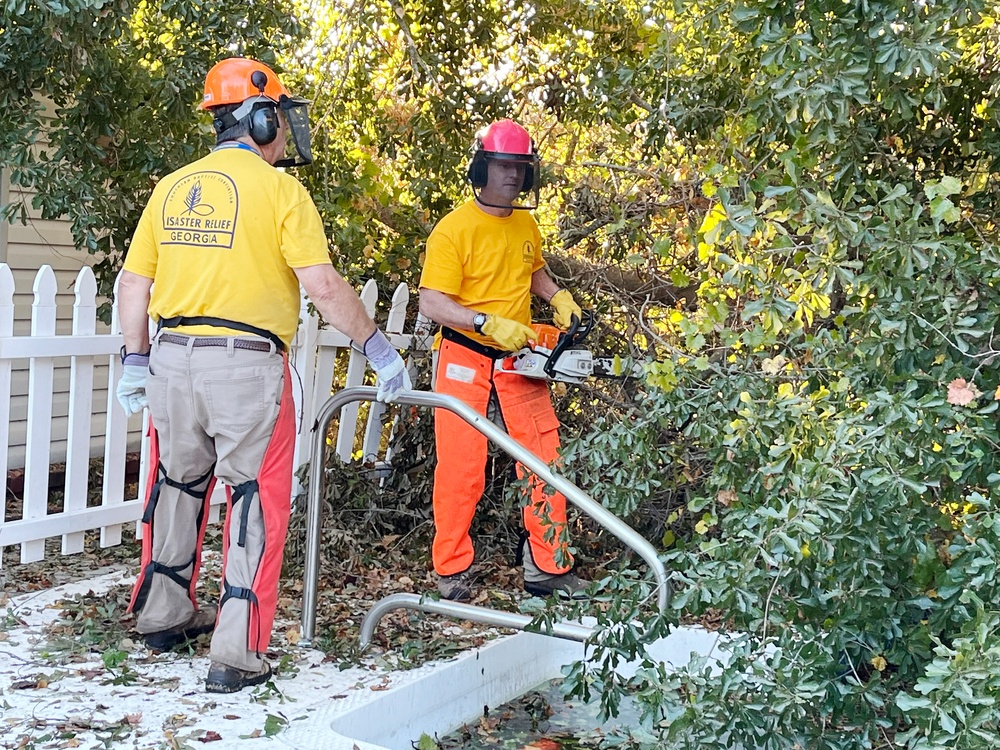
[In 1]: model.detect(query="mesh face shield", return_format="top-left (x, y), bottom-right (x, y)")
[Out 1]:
top-left (471, 151), bottom-right (540, 210)
top-left (274, 96), bottom-right (312, 168)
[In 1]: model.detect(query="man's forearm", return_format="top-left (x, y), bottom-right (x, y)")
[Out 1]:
top-left (314, 276), bottom-right (379, 344)
top-left (418, 288), bottom-right (479, 331)
top-left (530, 269), bottom-right (560, 302)
top-left (293, 264), bottom-right (378, 344)
top-left (118, 270), bottom-right (154, 354)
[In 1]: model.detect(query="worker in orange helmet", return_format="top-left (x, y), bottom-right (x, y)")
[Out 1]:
top-left (116, 58), bottom-right (410, 692)
top-left (418, 119), bottom-right (588, 602)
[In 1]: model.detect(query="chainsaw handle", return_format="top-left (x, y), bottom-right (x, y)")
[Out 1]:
top-left (543, 310), bottom-right (594, 378)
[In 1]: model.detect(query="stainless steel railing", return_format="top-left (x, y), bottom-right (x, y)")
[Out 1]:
top-left (299, 387), bottom-right (668, 646)
top-left (358, 593), bottom-right (595, 647)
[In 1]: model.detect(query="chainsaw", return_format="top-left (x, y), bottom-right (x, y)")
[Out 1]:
top-left (495, 311), bottom-right (643, 384)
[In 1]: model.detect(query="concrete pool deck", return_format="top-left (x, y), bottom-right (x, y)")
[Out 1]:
top-left (2, 562), bottom-right (723, 750)
top-left (0, 563), bottom-right (505, 750)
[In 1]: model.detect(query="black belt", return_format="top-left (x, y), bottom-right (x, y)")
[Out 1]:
top-left (441, 326), bottom-right (507, 359)
top-left (158, 315), bottom-right (285, 352)
top-left (158, 333), bottom-right (275, 352)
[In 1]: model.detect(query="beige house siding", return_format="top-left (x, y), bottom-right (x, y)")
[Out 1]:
top-left (2, 171), bottom-right (140, 470)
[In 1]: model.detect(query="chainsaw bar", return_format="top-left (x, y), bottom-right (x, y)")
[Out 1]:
top-left (591, 357), bottom-right (645, 380)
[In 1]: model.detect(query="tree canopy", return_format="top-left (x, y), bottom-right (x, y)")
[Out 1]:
top-left (3, 0), bottom-right (1000, 747)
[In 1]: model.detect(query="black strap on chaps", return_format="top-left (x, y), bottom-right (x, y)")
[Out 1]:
top-left (230, 479), bottom-right (260, 548)
top-left (132, 553), bottom-right (197, 612)
top-left (142, 463), bottom-right (216, 525)
top-left (221, 581), bottom-right (259, 608)
top-left (221, 581), bottom-right (264, 658)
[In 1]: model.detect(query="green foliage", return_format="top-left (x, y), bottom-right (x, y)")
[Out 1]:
top-left (550, 1), bottom-right (1000, 748)
top-left (0, 0), bottom-right (301, 307)
top-left (6, 0), bottom-right (1000, 746)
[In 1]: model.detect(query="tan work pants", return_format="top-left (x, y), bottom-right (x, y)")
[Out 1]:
top-left (128, 333), bottom-right (294, 671)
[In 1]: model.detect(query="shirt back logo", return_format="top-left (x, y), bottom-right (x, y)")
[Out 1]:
top-left (162, 171), bottom-right (239, 249)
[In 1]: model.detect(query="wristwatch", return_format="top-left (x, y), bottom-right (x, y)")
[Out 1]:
top-left (472, 312), bottom-right (487, 334)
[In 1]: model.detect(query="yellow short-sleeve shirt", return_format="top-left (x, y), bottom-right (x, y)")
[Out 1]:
top-left (123, 146), bottom-right (332, 348)
top-left (419, 200), bottom-right (544, 347)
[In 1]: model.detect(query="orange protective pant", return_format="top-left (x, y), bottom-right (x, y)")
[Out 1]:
top-left (432, 337), bottom-right (573, 576)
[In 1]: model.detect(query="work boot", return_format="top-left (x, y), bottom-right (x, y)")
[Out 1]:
top-left (437, 570), bottom-right (474, 602)
top-left (522, 546), bottom-right (590, 599)
top-left (205, 660), bottom-right (272, 694)
top-left (142, 606), bottom-right (218, 652)
top-left (523, 571), bottom-right (590, 599)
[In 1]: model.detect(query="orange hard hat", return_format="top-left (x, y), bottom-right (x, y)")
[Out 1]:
top-left (199, 58), bottom-right (291, 110)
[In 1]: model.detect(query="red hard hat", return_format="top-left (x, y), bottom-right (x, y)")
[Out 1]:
top-left (199, 58), bottom-right (291, 110)
top-left (479, 119), bottom-right (533, 158)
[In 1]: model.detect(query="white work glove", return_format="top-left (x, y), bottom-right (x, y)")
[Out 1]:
top-left (362, 329), bottom-right (412, 402)
top-left (116, 351), bottom-right (149, 416)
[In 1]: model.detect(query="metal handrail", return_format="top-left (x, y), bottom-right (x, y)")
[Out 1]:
top-left (358, 593), bottom-right (594, 647)
top-left (300, 387), bottom-right (668, 645)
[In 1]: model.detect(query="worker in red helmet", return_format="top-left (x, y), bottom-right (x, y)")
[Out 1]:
top-left (116, 57), bottom-right (410, 692)
top-left (418, 119), bottom-right (588, 601)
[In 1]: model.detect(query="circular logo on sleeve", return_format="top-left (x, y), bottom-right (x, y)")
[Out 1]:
top-left (521, 240), bottom-right (535, 264)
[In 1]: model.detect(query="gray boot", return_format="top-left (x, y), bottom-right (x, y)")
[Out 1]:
top-left (521, 543), bottom-right (589, 599)
top-left (437, 570), bottom-right (474, 602)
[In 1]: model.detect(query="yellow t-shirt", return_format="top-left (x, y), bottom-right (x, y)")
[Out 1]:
top-left (123, 146), bottom-right (332, 348)
top-left (419, 200), bottom-right (544, 347)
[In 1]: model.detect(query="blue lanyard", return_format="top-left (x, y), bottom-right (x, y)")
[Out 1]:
top-left (212, 142), bottom-right (260, 155)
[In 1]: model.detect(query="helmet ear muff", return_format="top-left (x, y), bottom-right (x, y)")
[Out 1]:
top-left (522, 161), bottom-right (535, 193)
top-left (467, 143), bottom-right (488, 187)
top-left (249, 105), bottom-right (278, 145)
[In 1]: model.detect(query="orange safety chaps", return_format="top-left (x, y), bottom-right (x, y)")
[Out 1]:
top-left (431, 336), bottom-right (573, 577)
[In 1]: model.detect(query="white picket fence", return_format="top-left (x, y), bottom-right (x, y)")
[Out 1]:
top-left (0, 263), bottom-right (430, 566)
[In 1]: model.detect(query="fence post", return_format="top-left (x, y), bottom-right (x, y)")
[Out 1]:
top-left (335, 280), bottom-right (377, 462)
top-left (62, 267), bottom-right (98, 555)
top-left (100, 273), bottom-right (128, 548)
top-left (21, 266), bottom-right (57, 563)
top-left (360, 283), bottom-right (410, 460)
top-left (290, 289), bottom-right (320, 498)
top-left (0, 265), bottom-right (13, 541)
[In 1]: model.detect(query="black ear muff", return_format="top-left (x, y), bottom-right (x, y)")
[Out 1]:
top-left (522, 164), bottom-right (535, 193)
top-left (467, 149), bottom-right (488, 188)
top-left (249, 105), bottom-right (278, 145)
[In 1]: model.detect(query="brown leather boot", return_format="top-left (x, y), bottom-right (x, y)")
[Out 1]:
top-left (205, 660), bottom-right (272, 693)
top-left (436, 570), bottom-right (474, 602)
top-left (142, 606), bottom-right (218, 651)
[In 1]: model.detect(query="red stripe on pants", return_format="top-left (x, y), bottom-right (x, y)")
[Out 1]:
top-left (245, 358), bottom-right (295, 652)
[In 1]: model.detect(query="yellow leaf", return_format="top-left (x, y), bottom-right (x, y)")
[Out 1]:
top-left (761, 355), bottom-right (787, 375)
top-left (870, 655), bottom-right (887, 672)
top-left (800, 542), bottom-right (811, 558)
top-left (698, 204), bottom-right (727, 244)
top-left (694, 520), bottom-right (709, 535)
top-left (777, 382), bottom-right (795, 399)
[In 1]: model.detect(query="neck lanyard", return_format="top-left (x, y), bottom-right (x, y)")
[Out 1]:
top-left (212, 142), bottom-right (261, 156)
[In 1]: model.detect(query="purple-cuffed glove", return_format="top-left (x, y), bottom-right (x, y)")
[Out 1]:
top-left (362, 330), bottom-right (412, 402)
top-left (116, 351), bottom-right (149, 416)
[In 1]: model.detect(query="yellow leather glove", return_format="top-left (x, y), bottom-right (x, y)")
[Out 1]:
top-left (481, 315), bottom-right (537, 351)
top-left (550, 289), bottom-right (583, 330)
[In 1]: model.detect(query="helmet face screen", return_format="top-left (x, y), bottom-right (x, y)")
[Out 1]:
top-left (279, 98), bottom-right (312, 165)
